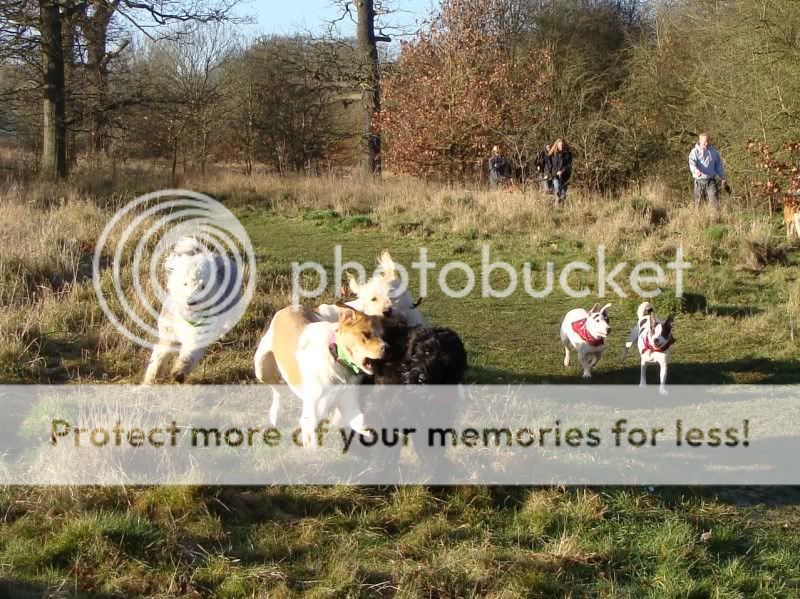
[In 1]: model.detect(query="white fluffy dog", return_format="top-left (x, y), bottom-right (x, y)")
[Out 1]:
top-left (142, 237), bottom-right (241, 384)
top-left (622, 301), bottom-right (675, 395)
top-left (560, 303), bottom-right (612, 378)
top-left (316, 251), bottom-right (425, 326)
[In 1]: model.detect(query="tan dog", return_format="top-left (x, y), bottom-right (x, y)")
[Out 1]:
top-left (254, 304), bottom-right (387, 446)
top-left (784, 202), bottom-right (800, 239)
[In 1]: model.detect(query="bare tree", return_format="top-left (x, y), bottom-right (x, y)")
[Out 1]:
top-left (0, 0), bottom-right (243, 178)
top-left (222, 36), bottom-right (352, 175)
top-left (129, 24), bottom-right (234, 176)
top-left (332, 0), bottom-right (393, 176)
top-left (80, 0), bottom-right (127, 154)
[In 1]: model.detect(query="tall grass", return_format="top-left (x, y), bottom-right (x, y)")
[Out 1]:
top-left (0, 155), bottom-right (792, 383)
top-left (193, 169), bottom-right (788, 267)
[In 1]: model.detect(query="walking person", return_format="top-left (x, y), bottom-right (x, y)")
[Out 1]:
top-left (549, 138), bottom-right (573, 205)
top-left (688, 133), bottom-right (728, 210)
top-left (535, 144), bottom-right (552, 193)
top-left (488, 145), bottom-right (511, 190)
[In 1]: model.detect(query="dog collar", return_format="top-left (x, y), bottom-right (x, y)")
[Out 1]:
top-left (184, 316), bottom-right (205, 328)
top-left (328, 332), bottom-right (361, 374)
top-left (643, 336), bottom-right (675, 353)
top-left (572, 318), bottom-right (604, 347)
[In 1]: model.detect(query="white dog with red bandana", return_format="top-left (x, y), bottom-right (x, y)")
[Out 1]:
top-left (560, 303), bottom-right (611, 378)
top-left (621, 301), bottom-right (676, 395)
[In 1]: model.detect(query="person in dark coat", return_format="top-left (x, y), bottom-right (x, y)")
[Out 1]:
top-left (488, 145), bottom-right (511, 190)
top-left (534, 144), bottom-right (552, 193)
top-left (548, 138), bottom-right (573, 205)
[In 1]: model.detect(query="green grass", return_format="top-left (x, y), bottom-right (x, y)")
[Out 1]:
top-left (236, 208), bottom-right (799, 385)
top-left (2, 486), bottom-right (799, 596)
top-left (2, 198), bottom-right (800, 596)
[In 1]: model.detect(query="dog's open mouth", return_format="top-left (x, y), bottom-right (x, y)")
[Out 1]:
top-left (362, 358), bottom-right (378, 374)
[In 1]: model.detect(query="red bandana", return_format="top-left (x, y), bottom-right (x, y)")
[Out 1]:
top-left (643, 335), bottom-right (675, 353)
top-left (572, 318), bottom-right (604, 347)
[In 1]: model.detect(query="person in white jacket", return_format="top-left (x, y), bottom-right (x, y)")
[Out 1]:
top-left (688, 133), bottom-right (728, 210)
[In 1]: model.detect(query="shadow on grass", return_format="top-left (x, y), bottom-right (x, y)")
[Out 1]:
top-left (0, 579), bottom-right (116, 599)
top-left (208, 486), bottom-right (388, 524)
top-left (705, 304), bottom-right (764, 318)
top-left (469, 359), bottom-right (800, 385)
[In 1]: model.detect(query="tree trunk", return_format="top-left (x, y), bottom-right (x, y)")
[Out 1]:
top-left (171, 135), bottom-right (179, 178)
top-left (201, 121), bottom-right (208, 175)
top-left (85, 0), bottom-right (115, 155)
top-left (40, 0), bottom-right (68, 179)
top-left (356, 0), bottom-right (381, 177)
top-left (62, 1), bottom-right (79, 162)
top-left (245, 82), bottom-right (254, 175)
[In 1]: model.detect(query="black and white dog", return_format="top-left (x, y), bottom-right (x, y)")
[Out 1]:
top-left (622, 301), bottom-right (676, 395)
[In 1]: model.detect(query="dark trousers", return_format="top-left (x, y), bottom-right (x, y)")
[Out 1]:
top-left (693, 178), bottom-right (719, 209)
top-left (489, 172), bottom-right (506, 189)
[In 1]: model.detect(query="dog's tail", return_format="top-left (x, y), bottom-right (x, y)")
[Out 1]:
top-left (620, 323), bottom-right (639, 363)
top-left (624, 324), bottom-right (639, 349)
top-left (254, 324), bottom-right (276, 384)
top-left (636, 301), bottom-right (654, 320)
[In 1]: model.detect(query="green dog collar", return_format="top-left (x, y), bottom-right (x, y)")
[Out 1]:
top-left (329, 341), bottom-right (361, 374)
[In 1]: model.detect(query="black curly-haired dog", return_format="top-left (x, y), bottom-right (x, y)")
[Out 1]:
top-left (370, 318), bottom-right (467, 385)
top-left (351, 318), bottom-right (467, 478)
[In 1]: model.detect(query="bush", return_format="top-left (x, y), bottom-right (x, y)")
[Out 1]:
top-left (658, 289), bottom-right (707, 315)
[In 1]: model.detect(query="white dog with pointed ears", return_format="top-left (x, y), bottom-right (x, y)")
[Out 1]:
top-left (316, 251), bottom-right (425, 326)
top-left (560, 303), bottom-right (612, 378)
top-left (622, 301), bottom-right (676, 395)
top-left (143, 237), bottom-right (241, 384)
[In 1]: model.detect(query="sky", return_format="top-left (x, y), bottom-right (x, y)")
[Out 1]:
top-left (242, 0), bottom-right (435, 37)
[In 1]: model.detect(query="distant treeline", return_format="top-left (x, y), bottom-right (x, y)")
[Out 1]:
top-left (1, 0), bottom-right (799, 195)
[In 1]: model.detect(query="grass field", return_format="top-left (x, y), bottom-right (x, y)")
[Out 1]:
top-left (1, 165), bottom-right (800, 597)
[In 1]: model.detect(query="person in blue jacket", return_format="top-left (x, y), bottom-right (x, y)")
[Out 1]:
top-left (688, 133), bottom-right (728, 210)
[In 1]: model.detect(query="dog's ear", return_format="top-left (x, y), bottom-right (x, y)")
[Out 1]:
top-left (347, 272), bottom-right (361, 295)
top-left (172, 235), bottom-right (207, 258)
top-left (336, 302), bottom-right (368, 324)
top-left (164, 252), bottom-right (180, 273)
top-left (664, 315), bottom-right (675, 329)
top-left (337, 306), bottom-right (359, 325)
top-left (648, 313), bottom-right (656, 333)
top-left (600, 303), bottom-right (611, 316)
top-left (379, 251), bottom-right (396, 280)
top-left (589, 303), bottom-right (599, 313)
